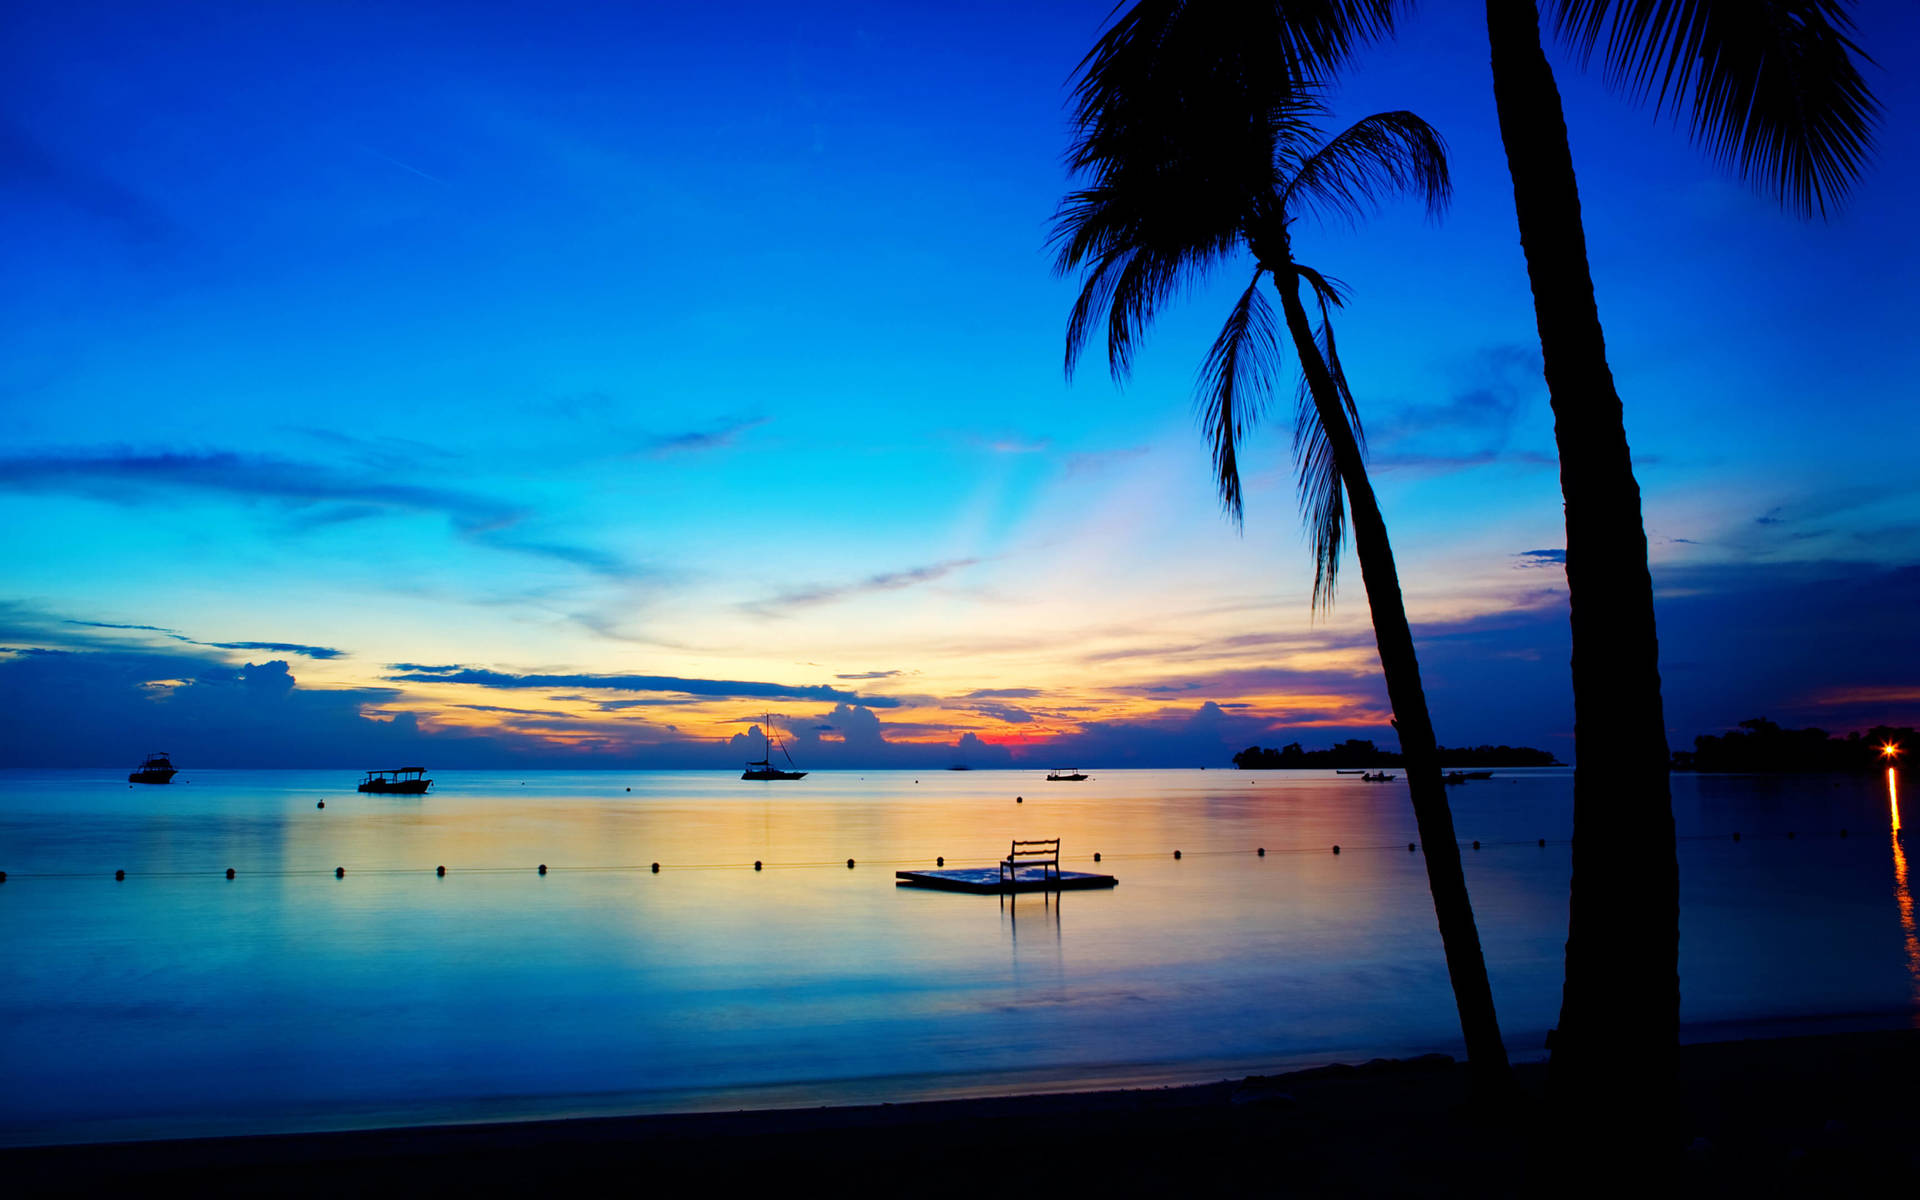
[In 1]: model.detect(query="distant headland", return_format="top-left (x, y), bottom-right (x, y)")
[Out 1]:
top-left (1231, 740), bottom-right (1561, 770)
top-left (1672, 718), bottom-right (1913, 773)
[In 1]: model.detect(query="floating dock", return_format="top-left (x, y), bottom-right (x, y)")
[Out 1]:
top-left (894, 866), bottom-right (1118, 894)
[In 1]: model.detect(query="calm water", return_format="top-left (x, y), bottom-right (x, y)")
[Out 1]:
top-left (1, 766), bottom-right (1913, 1145)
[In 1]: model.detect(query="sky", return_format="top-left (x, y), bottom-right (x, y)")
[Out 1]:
top-left (2, 0), bottom-right (1916, 768)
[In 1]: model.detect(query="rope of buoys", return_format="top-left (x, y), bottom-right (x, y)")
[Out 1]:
top-left (0, 828), bottom-right (1883, 884)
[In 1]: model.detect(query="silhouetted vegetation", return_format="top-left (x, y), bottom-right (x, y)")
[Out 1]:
top-left (1233, 741), bottom-right (1560, 769)
top-left (1055, 4), bottom-right (1510, 1093)
top-left (1672, 719), bottom-right (1913, 773)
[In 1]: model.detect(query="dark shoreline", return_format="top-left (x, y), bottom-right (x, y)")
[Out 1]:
top-left (8, 1029), bottom-right (1918, 1195)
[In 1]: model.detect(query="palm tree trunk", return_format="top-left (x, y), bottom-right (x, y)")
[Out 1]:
top-left (1270, 268), bottom-right (1512, 1099)
top-left (1483, 0), bottom-right (1679, 1133)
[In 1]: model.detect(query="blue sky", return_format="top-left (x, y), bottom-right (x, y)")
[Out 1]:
top-left (2, 0), bottom-right (1916, 767)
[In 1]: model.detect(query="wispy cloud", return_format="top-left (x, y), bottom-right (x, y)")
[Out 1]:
top-left (742, 557), bottom-right (982, 617)
top-left (61, 618), bottom-right (344, 658)
top-left (1513, 548), bottom-right (1566, 568)
top-left (386, 665), bottom-right (900, 707)
top-left (646, 416), bottom-right (768, 458)
top-left (0, 448), bottom-right (646, 579)
top-left (835, 669), bottom-right (901, 680)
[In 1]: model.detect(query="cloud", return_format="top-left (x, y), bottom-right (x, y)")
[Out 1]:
top-left (58, 618), bottom-right (342, 659)
top-left (959, 687), bottom-right (1041, 699)
top-left (742, 557), bottom-right (982, 617)
top-left (1369, 344), bottom-right (1552, 474)
top-left (835, 669), bottom-right (901, 680)
top-left (1756, 507), bottom-right (1786, 526)
top-left (1061, 446), bottom-right (1150, 478)
top-left (0, 119), bottom-right (178, 246)
top-left (385, 665), bottom-right (900, 707)
top-left (646, 416), bottom-right (768, 457)
top-left (203, 640), bottom-right (344, 659)
top-left (0, 449), bottom-right (644, 579)
top-left (1514, 548), bottom-right (1566, 568)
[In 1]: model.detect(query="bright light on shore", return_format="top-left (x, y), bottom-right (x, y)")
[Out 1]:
top-left (1885, 741), bottom-right (1905, 761)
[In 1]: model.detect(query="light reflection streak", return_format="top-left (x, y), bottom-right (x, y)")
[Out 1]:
top-left (1890, 768), bottom-right (1919, 1021)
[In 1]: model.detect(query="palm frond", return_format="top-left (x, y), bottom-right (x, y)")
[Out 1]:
top-left (1196, 269), bottom-right (1284, 526)
top-left (1278, 110), bottom-right (1452, 228)
top-left (1549, 0), bottom-right (1879, 218)
top-left (1286, 268), bottom-right (1361, 613)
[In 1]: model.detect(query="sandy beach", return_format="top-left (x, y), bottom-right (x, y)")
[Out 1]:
top-left (7, 1028), bottom-right (1915, 1196)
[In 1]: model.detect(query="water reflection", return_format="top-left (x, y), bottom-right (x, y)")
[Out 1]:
top-left (1000, 887), bottom-right (1064, 945)
top-left (1891, 769), bottom-right (1919, 1019)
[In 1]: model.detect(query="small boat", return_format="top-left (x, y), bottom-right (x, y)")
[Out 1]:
top-left (947, 765), bottom-right (973, 771)
top-left (128, 752), bottom-right (178, 784)
top-left (1461, 770), bottom-right (1494, 780)
top-left (1443, 771), bottom-right (1468, 785)
top-left (742, 716), bottom-right (806, 781)
top-left (1361, 771), bottom-right (1397, 782)
top-left (1046, 769), bottom-right (1089, 781)
top-left (358, 767), bottom-right (432, 794)
top-left (1335, 768), bottom-right (1369, 775)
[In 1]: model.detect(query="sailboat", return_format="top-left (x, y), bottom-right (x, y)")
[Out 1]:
top-left (742, 716), bottom-right (807, 781)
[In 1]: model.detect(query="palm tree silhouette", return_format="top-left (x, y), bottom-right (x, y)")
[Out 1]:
top-left (1053, 70), bottom-right (1512, 1095)
top-left (1480, 0), bottom-right (1878, 1122)
top-left (1057, 0), bottom-right (1879, 1129)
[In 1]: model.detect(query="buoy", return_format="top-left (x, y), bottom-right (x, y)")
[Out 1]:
top-left (754, 861), bottom-right (763, 871)
top-left (1016, 796), bottom-right (1023, 803)
top-left (0, 871), bottom-right (7, 882)
top-left (1787, 831), bottom-right (1796, 840)
top-left (1538, 838), bottom-right (1546, 847)
top-left (1840, 828), bottom-right (1849, 838)
top-left (936, 856), bottom-right (945, 867)
top-left (1257, 847), bottom-right (1266, 857)
top-left (225, 868), bottom-right (235, 880)
top-left (436, 866), bottom-right (445, 877)
top-left (335, 866), bottom-right (345, 878)
top-left (115, 869), bottom-right (125, 881)
top-left (1472, 840), bottom-right (1481, 850)
top-left (1173, 850), bottom-right (1182, 860)
top-left (626, 787), bottom-right (631, 792)
top-left (650, 862), bottom-right (660, 873)
top-left (317, 801), bottom-right (324, 809)
top-left (1093, 852), bottom-right (1101, 863)
top-left (1408, 842), bottom-right (1416, 852)
top-left (1733, 831), bottom-right (1741, 841)
top-left (538, 864), bottom-right (547, 875)
top-left (846, 858), bottom-right (855, 869)
top-left (1332, 845), bottom-right (1341, 855)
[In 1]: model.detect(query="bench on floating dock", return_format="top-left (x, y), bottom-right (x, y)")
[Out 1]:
top-left (1002, 838), bottom-right (1060, 887)
top-left (896, 839), bottom-right (1117, 894)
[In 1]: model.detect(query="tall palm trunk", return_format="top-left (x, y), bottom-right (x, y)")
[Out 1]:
top-left (1268, 264), bottom-right (1512, 1098)
top-left (1483, 0), bottom-right (1679, 1124)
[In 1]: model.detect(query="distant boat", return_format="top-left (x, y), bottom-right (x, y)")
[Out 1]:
top-left (358, 767), bottom-right (431, 794)
top-left (1335, 769), bottom-right (1369, 775)
top-left (1444, 771), bottom-right (1468, 785)
top-left (128, 752), bottom-right (177, 784)
top-left (947, 765), bottom-right (973, 771)
top-left (742, 716), bottom-right (806, 781)
top-left (1361, 772), bottom-right (1397, 782)
top-left (1046, 769), bottom-right (1089, 781)
top-left (1460, 770), bottom-right (1494, 780)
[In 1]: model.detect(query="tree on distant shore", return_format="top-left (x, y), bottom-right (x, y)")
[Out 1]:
top-left (1675, 719), bottom-right (1913, 773)
top-left (1053, 7), bottom-right (1510, 1096)
top-left (1233, 741), bottom-right (1561, 769)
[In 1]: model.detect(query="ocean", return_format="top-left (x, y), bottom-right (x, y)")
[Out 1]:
top-left (1, 766), bottom-right (1912, 1145)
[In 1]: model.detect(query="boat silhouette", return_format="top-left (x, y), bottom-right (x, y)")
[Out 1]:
top-left (128, 752), bottom-right (177, 784)
top-left (358, 767), bottom-right (432, 794)
top-left (742, 716), bottom-right (806, 780)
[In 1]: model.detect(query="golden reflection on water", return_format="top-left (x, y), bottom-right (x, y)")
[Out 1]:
top-left (1891, 768), bottom-right (1919, 1020)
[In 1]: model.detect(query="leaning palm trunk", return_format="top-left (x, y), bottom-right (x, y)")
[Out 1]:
top-left (1483, 0), bottom-right (1679, 1123)
top-left (1270, 264), bottom-right (1512, 1097)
